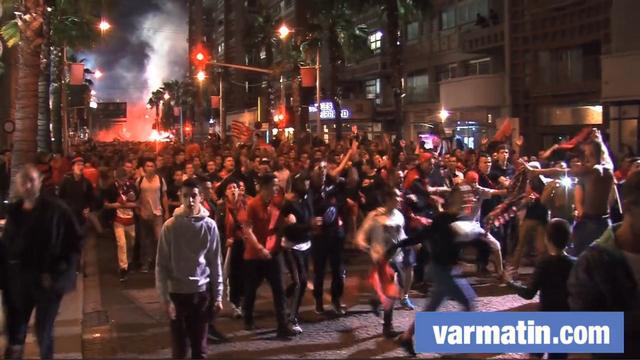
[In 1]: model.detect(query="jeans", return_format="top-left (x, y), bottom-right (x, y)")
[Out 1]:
top-left (425, 264), bottom-right (476, 311)
top-left (312, 232), bottom-right (345, 305)
top-left (139, 215), bottom-right (163, 266)
top-left (3, 281), bottom-right (63, 359)
top-left (114, 222), bottom-right (135, 270)
top-left (242, 253), bottom-right (288, 329)
top-left (169, 291), bottom-right (210, 359)
top-left (568, 217), bottom-right (610, 257)
top-left (284, 248), bottom-right (310, 322)
top-left (226, 238), bottom-right (245, 308)
top-left (512, 219), bottom-right (546, 269)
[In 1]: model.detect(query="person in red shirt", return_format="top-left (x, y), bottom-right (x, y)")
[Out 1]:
top-left (241, 173), bottom-right (296, 338)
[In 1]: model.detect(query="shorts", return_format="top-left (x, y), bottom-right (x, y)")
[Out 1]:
top-left (393, 247), bottom-right (416, 268)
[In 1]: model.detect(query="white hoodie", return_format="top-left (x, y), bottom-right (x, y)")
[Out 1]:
top-left (155, 205), bottom-right (223, 303)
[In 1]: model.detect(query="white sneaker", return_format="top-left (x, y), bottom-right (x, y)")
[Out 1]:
top-left (231, 304), bottom-right (242, 319)
top-left (291, 322), bottom-right (303, 335)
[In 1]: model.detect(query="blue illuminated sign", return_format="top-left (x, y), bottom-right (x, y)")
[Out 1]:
top-left (309, 101), bottom-right (351, 119)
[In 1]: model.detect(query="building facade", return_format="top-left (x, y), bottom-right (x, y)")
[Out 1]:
top-left (197, 0), bottom-right (638, 156)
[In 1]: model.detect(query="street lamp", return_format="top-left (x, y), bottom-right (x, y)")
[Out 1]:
top-left (98, 20), bottom-right (111, 32)
top-left (439, 109), bottom-right (450, 122)
top-left (196, 70), bottom-right (206, 82)
top-left (277, 23), bottom-right (292, 39)
top-left (94, 69), bottom-right (103, 79)
top-left (164, 92), bottom-right (170, 101)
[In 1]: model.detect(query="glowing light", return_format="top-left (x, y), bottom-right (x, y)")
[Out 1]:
top-left (439, 109), bottom-right (450, 121)
top-left (196, 70), bottom-right (206, 82)
top-left (588, 105), bottom-right (603, 113)
top-left (98, 20), bottom-right (111, 32)
top-left (146, 103), bottom-right (152, 109)
top-left (163, 92), bottom-right (170, 100)
top-left (560, 177), bottom-right (573, 188)
top-left (196, 52), bottom-right (205, 61)
top-left (278, 24), bottom-right (292, 39)
top-left (149, 129), bottom-right (173, 142)
top-left (89, 101), bottom-right (98, 109)
top-left (90, 90), bottom-right (97, 96)
top-left (94, 70), bottom-right (103, 79)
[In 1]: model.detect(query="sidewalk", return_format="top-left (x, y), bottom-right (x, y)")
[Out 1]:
top-left (0, 278), bottom-right (84, 359)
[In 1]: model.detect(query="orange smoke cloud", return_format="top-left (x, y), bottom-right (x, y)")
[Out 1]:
top-left (94, 104), bottom-right (156, 142)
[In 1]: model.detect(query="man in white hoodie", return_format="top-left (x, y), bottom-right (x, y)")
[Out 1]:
top-left (156, 178), bottom-right (223, 359)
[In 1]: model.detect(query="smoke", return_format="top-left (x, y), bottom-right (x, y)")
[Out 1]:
top-left (88, 0), bottom-right (188, 142)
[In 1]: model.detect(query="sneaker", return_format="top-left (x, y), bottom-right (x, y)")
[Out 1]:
top-left (276, 325), bottom-right (297, 339)
top-left (230, 304), bottom-right (243, 319)
top-left (399, 296), bottom-right (415, 311)
top-left (290, 320), bottom-right (303, 335)
top-left (314, 300), bottom-right (324, 315)
top-left (244, 322), bottom-right (255, 331)
top-left (119, 268), bottom-right (128, 282)
top-left (207, 325), bottom-right (230, 342)
top-left (332, 302), bottom-right (347, 316)
top-left (396, 335), bottom-right (417, 357)
top-left (140, 265), bottom-right (150, 273)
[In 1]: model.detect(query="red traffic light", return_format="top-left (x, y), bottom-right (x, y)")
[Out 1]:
top-left (191, 44), bottom-right (210, 69)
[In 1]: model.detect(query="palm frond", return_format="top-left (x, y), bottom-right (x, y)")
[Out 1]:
top-left (1, 20), bottom-right (20, 47)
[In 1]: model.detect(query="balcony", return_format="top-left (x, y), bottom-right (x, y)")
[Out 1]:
top-left (602, 51), bottom-right (640, 102)
top-left (460, 25), bottom-right (505, 53)
top-left (439, 73), bottom-right (506, 110)
top-left (341, 56), bottom-right (388, 81)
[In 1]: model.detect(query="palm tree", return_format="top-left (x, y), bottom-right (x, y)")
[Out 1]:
top-left (243, 7), bottom-right (278, 130)
top-left (359, 0), bottom-right (431, 136)
top-left (151, 80), bottom-right (196, 132)
top-left (1, 0), bottom-right (45, 195)
top-left (304, 0), bottom-right (371, 141)
top-left (48, 0), bottom-right (98, 153)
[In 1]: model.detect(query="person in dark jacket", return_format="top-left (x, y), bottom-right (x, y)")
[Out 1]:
top-left (507, 218), bottom-right (575, 360)
top-left (279, 172), bottom-right (314, 335)
top-left (568, 171), bottom-right (640, 358)
top-left (58, 157), bottom-right (95, 226)
top-left (1, 164), bottom-right (83, 359)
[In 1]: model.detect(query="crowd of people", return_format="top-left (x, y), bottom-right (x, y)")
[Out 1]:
top-left (1, 127), bottom-right (639, 358)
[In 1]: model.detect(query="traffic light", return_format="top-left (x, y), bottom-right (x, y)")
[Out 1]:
top-left (191, 44), bottom-right (210, 73)
top-left (273, 105), bottom-right (290, 129)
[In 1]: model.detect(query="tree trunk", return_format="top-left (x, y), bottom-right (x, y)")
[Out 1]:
top-left (11, 1), bottom-right (44, 197)
top-left (50, 48), bottom-right (63, 153)
top-left (385, 0), bottom-right (403, 137)
top-left (36, 13), bottom-right (52, 153)
top-left (328, 27), bottom-right (343, 143)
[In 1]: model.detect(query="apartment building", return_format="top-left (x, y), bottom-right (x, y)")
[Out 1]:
top-left (196, 0), bottom-right (638, 154)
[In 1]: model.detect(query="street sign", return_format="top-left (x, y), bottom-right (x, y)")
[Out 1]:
top-left (95, 102), bottom-right (127, 120)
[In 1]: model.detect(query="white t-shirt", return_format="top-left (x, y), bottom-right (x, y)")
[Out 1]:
top-left (137, 175), bottom-right (166, 218)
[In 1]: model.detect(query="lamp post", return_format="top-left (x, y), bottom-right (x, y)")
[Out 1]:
top-left (278, 23), bottom-right (321, 138)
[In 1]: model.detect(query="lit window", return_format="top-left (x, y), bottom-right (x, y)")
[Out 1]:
top-left (407, 22), bottom-right (420, 42)
top-left (440, 7), bottom-right (456, 30)
top-left (406, 72), bottom-right (429, 102)
top-left (365, 79), bottom-right (381, 105)
top-left (368, 31), bottom-right (383, 54)
top-left (259, 46), bottom-right (266, 60)
top-left (466, 57), bottom-right (492, 76)
top-left (217, 42), bottom-right (224, 54)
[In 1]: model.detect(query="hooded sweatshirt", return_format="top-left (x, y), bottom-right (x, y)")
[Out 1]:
top-left (156, 205), bottom-right (223, 303)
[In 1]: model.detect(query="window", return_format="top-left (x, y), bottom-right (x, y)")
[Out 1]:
top-left (259, 46), bottom-right (266, 60)
top-left (406, 22), bottom-right (419, 41)
top-left (272, 3), bottom-right (281, 16)
top-left (537, 47), bottom-right (584, 85)
top-left (368, 31), bottom-right (383, 54)
top-left (440, 7), bottom-right (456, 30)
top-left (284, 0), bottom-right (293, 9)
top-left (405, 72), bottom-right (429, 103)
top-left (217, 42), bottom-right (224, 54)
top-left (457, 2), bottom-right (473, 24)
top-left (365, 79), bottom-right (381, 104)
top-left (466, 57), bottom-right (492, 75)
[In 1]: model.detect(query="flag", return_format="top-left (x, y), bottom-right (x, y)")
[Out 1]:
top-left (231, 120), bottom-right (253, 143)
